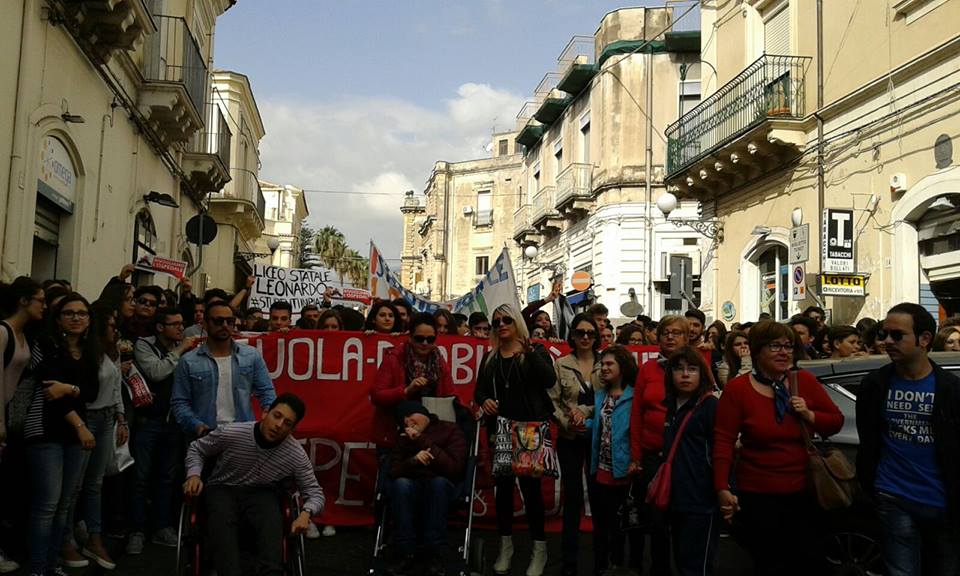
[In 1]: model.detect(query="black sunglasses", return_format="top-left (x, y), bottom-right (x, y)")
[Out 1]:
top-left (412, 335), bottom-right (437, 344)
top-left (138, 298), bottom-right (158, 307)
top-left (876, 328), bottom-right (909, 342)
top-left (573, 328), bottom-right (597, 339)
top-left (209, 316), bottom-right (236, 326)
top-left (491, 316), bottom-right (515, 328)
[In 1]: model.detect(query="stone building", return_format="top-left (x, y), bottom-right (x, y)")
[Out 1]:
top-left (0, 0), bottom-right (260, 295)
top-left (400, 134), bottom-right (523, 301)
top-left (258, 181), bottom-right (309, 269)
top-left (666, 0), bottom-right (960, 323)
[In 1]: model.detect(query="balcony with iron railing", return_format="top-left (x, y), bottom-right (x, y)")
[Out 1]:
top-left (554, 163), bottom-right (594, 215)
top-left (556, 36), bottom-right (598, 95)
top-left (51, 0), bottom-right (156, 62)
top-left (138, 14), bottom-right (208, 145)
top-left (665, 55), bottom-right (811, 194)
top-left (516, 101), bottom-right (547, 149)
top-left (183, 103), bottom-right (232, 194)
top-left (530, 186), bottom-right (563, 234)
top-left (209, 169), bottom-right (266, 240)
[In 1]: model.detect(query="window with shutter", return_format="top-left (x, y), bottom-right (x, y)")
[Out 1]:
top-left (764, 4), bottom-right (790, 55)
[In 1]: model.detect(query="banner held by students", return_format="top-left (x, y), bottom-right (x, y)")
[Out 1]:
top-left (249, 264), bottom-right (371, 315)
top-left (369, 242), bottom-right (521, 315)
top-left (134, 254), bottom-right (187, 280)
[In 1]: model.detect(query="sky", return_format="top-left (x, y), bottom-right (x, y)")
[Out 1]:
top-left (213, 1), bottom-right (668, 263)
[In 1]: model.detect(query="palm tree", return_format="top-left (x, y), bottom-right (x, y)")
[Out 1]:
top-left (347, 254), bottom-right (369, 289)
top-left (314, 226), bottom-right (346, 270)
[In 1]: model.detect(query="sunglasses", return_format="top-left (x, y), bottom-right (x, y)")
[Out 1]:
top-left (412, 335), bottom-right (437, 344)
top-left (876, 328), bottom-right (908, 342)
top-left (138, 298), bottom-right (158, 307)
top-left (491, 317), bottom-right (515, 329)
top-left (573, 328), bottom-right (597, 339)
top-left (209, 316), bottom-right (236, 326)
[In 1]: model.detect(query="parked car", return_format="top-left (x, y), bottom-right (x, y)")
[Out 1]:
top-left (798, 352), bottom-right (960, 576)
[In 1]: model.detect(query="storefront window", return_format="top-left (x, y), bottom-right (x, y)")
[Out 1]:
top-left (757, 245), bottom-right (788, 320)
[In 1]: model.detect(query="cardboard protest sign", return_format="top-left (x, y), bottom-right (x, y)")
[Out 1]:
top-left (249, 264), bottom-right (371, 315)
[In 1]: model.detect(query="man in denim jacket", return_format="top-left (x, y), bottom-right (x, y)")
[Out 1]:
top-left (171, 301), bottom-right (276, 438)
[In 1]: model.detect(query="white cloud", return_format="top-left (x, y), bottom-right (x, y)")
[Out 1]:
top-left (257, 83), bottom-right (524, 261)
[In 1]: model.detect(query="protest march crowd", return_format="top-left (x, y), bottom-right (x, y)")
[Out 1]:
top-left (0, 266), bottom-right (959, 576)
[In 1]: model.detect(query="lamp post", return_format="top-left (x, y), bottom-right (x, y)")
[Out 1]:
top-left (235, 236), bottom-right (280, 263)
top-left (655, 192), bottom-right (724, 241)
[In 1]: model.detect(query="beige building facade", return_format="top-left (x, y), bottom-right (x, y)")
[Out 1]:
top-left (667, 0), bottom-right (960, 324)
top-left (512, 7), bottom-right (709, 321)
top-left (258, 181), bottom-right (309, 269)
top-left (0, 0), bottom-right (252, 296)
top-left (400, 137), bottom-right (523, 301)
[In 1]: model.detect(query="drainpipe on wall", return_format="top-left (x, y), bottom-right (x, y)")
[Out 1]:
top-left (816, 0), bottom-right (825, 279)
top-left (645, 51), bottom-right (655, 316)
top-left (1, 0), bottom-right (30, 281)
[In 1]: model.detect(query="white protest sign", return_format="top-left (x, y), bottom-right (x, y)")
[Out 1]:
top-left (249, 264), bottom-right (370, 315)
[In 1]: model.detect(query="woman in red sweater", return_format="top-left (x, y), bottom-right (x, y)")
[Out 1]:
top-left (713, 321), bottom-right (843, 576)
top-left (370, 313), bottom-right (454, 450)
top-left (628, 315), bottom-right (688, 576)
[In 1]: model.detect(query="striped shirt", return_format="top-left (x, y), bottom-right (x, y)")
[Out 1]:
top-left (185, 421), bottom-right (325, 516)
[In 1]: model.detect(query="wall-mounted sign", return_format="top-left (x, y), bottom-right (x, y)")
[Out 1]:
top-left (37, 136), bottom-right (76, 213)
top-left (789, 224), bottom-right (809, 264)
top-left (792, 263), bottom-right (806, 299)
top-left (820, 274), bottom-right (867, 297)
top-left (822, 209), bottom-right (854, 273)
top-left (526, 284), bottom-right (541, 304)
top-left (571, 270), bottom-right (592, 291)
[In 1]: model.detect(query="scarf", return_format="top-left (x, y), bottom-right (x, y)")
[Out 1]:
top-left (405, 343), bottom-right (441, 395)
top-left (752, 369), bottom-right (791, 423)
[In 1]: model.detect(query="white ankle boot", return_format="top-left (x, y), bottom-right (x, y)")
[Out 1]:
top-left (494, 535), bottom-right (514, 574)
top-left (526, 540), bottom-right (547, 576)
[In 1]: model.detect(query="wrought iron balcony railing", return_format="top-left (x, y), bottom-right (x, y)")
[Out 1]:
top-left (141, 15), bottom-right (208, 117)
top-left (555, 163), bottom-right (593, 208)
top-left (665, 55), bottom-right (811, 177)
top-left (531, 186), bottom-right (556, 224)
top-left (190, 103), bottom-right (232, 169)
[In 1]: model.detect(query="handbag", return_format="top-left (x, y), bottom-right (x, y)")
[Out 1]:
top-left (489, 355), bottom-right (559, 479)
top-left (618, 482), bottom-right (651, 532)
top-left (645, 394), bottom-right (709, 511)
top-left (789, 371), bottom-right (857, 510)
top-left (5, 374), bottom-right (37, 437)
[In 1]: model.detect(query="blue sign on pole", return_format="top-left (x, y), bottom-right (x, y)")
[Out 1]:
top-left (526, 284), bottom-right (541, 304)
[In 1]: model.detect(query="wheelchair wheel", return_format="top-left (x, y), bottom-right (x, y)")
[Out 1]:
top-left (285, 532), bottom-right (306, 576)
top-left (176, 502), bottom-right (201, 576)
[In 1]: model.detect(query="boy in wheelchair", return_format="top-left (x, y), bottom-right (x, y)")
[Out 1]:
top-left (387, 401), bottom-right (467, 576)
top-left (183, 393), bottom-right (323, 576)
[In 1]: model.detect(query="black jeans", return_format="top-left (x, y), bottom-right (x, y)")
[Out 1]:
top-left (733, 491), bottom-right (825, 576)
top-left (670, 511), bottom-right (719, 576)
top-left (590, 480), bottom-right (629, 574)
top-left (631, 452), bottom-right (670, 576)
top-left (205, 485), bottom-right (283, 576)
top-left (495, 475), bottom-right (545, 540)
top-left (558, 435), bottom-right (593, 570)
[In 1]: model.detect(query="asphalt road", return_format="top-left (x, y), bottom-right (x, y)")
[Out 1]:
top-left (5, 526), bottom-right (755, 576)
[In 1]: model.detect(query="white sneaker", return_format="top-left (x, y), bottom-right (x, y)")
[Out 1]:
top-left (322, 525), bottom-right (336, 537)
top-left (305, 522), bottom-right (320, 540)
top-left (0, 547), bottom-right (18, 574)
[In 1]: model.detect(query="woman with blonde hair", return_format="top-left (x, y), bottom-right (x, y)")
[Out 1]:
top-left (475, 304), bottom-right (556, 576)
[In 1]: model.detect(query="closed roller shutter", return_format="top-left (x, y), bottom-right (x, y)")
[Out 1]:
top-left (764, 5), bottom-right (790, 55)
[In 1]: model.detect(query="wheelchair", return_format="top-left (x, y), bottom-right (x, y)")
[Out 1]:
top-left (175, 479), bottom-right (307, 576)
top-left (369, 401), bottom-right (485, 576)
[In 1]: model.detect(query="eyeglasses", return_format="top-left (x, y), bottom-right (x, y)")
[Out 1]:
top-left (766, 342), bottom-right (795, 353)
top-left (412, 335), bottom-right (437, 344)
top-left (573, 329), bottom-right (597, 339)
top-left (492, 317), bottom-right (515, 328)
top-left (138, 298), bottom-right (158, 307)
top-left (876, 328), bottom-right (908, 342)
top-left (208, 316), bottom-right (236, 326)
top-left (661, 330), bottom-right (684, 339)
top-left (60, 310), bottom-right (89, 319)
top-left (163, 321), bottom-right (185, 327)
top-left (671, 364), bottom-right (700, 374)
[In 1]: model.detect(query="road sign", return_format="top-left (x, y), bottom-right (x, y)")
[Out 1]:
top-left (791, 263), bottom-right (806, 299)
top-left (571, 270), bottom-right (592, 291)
top-left (822, 209), bottom-right (854, 273)
top-left (789, 224), bottom-right (809, 264)
top-left (820, 274), bottom-right (867, 297)
top-left (721, 301), bottom-right (736, 322)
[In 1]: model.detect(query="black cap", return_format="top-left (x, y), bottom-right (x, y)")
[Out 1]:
top-left (396, 401), bottom-right (431, 420)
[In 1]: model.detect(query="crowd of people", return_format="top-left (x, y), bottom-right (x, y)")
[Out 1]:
top-left (1, 267), bottom-right (959, 576)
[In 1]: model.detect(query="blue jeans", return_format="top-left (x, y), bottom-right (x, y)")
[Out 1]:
top-left (27, 442), bottom-right (89, 574)
top-left (389, 476), bottom-right (455, 552)
top-left (877, 492), bottom-right (960, 576)
top-left (68, 408), bottom-right (116, 537)
top-left (132, 415), bottom-right (181, 532)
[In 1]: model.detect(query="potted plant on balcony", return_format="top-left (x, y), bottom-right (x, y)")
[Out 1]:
top-left (764, 72), bottom-right (792, 116)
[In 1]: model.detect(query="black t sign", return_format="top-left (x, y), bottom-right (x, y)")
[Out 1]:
top-left (823, 208), bottom-right (854, 273)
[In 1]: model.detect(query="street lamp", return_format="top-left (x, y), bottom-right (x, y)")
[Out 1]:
top-left (656, 192), bottom-right (724, 241)
top-left (235, 237), bottom-right (281, 262)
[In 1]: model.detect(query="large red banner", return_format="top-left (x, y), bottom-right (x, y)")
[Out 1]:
top-left (248, 330), bottom-right (662, 527)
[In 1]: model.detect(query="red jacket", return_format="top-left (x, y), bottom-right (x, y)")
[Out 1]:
top-left (370, 343), bottom-right (455, 447)
top-left (629, 358), bottom-right (667, 462)
top-left (713, 370), bottom-right (844, 494)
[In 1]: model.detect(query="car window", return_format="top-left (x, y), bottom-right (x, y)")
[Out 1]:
top-left (823, 374), bottom-right (867, 398)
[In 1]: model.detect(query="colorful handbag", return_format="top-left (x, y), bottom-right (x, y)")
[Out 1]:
top-left (492, 417), bottom-right (559, 478)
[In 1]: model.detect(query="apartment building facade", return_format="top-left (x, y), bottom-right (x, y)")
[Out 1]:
top-left (666, 0), bottom-right (960, 324)
top-left (0, 0), bottom-right (262, 295)
top-left (258, 181), bottom-right (309, 270)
